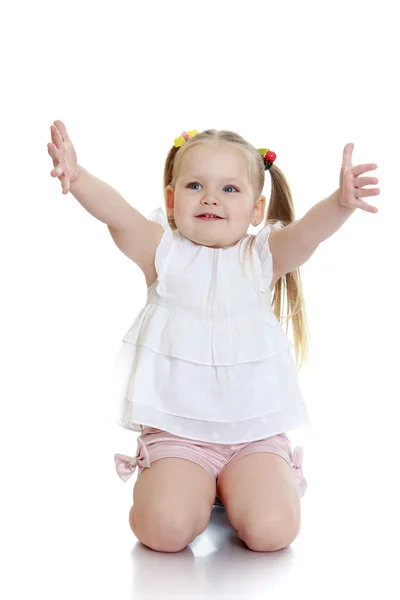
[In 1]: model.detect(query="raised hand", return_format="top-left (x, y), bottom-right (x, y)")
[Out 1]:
top-left (47, 120), bottom-right (79, 194)
top-left (339, 143), bottom-right (380, 213)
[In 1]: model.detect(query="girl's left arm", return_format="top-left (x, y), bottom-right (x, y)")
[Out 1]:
top-left (268, 143), bottom-right (380, 280)
top-left (296, 142), bottom-right (380, 247)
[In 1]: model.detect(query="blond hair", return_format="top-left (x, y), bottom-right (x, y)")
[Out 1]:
top-left (163, 129), bottom-right (310, 370)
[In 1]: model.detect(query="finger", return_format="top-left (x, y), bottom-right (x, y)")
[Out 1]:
top-left (50, 125), bottom-right (64, 150)
top-left (341, 143), bottom-right (354, 169)
top-left (354, 187), bottom-right (380, 198)
top-left (359, 201), bottom-right (379, 213)
top-left (48, 142), bottom-right (60, 165)
top-left (51, 165), bottom-right (64, 177)
top-left (59, 173), bottom-right (71, 194)
top-left (354, 176), bottom-right (379, 186)
top-left (351, 196), bottom-right (379, 213)
top-left (352, 163), bottom-right (377, 177)
top-left (60, 172), bottom-right (64, 192)
top-left (53, 120), bottom-right (71, 143)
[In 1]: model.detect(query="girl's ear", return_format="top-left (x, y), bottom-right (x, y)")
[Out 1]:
top-left (165, 185), bottom-right (175, 216)
top-left (253, 195), bottom-right (266, 223)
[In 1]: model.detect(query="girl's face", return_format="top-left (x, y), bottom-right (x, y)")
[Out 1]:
top-left (165, 143), bottom-right (265, 249)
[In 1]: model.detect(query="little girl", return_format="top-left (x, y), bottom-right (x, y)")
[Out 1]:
top-left (48, 122), bottom-right (380, 553)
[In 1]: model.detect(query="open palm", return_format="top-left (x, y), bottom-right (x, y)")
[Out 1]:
top-left (339, 143), bottom-right (380, 213)
top-left (47, 120), bottom-right (79, 194)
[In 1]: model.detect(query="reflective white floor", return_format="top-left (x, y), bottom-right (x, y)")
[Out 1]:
top-left (4, 419), bottom-right (399, 599)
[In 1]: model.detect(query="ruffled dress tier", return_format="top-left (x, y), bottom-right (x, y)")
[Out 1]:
top-left (109, 207), bottom-right (311, 444)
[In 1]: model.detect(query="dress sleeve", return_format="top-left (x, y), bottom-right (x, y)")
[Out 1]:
top-left (147, 207), bottom-right (174, 277)
top-left (148, 206), bottom-right (169, 229)
top-left (254, 221), bottom-right (284, 291)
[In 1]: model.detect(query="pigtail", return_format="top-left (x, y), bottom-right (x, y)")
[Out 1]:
top-left (267, 165), bottom-right (310, 370)
top-left (163, 145), bottom-right (180, 230)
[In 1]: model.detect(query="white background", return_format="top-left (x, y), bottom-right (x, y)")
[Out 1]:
top-left (1, 0), bottom-right (399, 598)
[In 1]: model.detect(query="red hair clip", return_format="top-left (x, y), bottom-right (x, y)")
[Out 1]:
top-left (258, 148), bottom-right (277, 170)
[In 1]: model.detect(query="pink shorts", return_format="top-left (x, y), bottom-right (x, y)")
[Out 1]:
top-left (115, 426), bottom-right (308, 501)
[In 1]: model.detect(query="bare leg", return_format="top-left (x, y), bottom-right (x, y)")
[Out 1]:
top-left (130, 458), bottom-right (217, 552)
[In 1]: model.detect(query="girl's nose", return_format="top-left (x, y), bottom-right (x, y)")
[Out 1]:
top-left (201, 194), bottom-right (219, 205)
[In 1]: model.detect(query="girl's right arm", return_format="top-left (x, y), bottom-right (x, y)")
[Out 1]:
top-left (48, 120), bottom-right (163, 272)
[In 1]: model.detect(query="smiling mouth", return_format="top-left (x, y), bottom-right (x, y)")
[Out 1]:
top-left (196, 214), bottom-right (223, 220)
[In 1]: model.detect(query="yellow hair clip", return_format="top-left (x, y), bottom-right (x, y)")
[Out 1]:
top-left (174, 129), bottom-right (199, 147)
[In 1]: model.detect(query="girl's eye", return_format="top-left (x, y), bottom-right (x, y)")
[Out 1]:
top-left (187, 183), bottom-right (238, 192)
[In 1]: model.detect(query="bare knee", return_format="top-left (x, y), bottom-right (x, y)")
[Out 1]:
top-left (129, 505), bottom-right (209, 553)
top-left (238, 514), bottom-right (301, 552)
top-left (128, 457), bottom-right (215, 552)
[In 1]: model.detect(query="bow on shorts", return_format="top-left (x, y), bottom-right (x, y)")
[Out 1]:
top-left (291, 446), bottom-right (307, 496)
top-left (114, 438), bottom-right (150, 482)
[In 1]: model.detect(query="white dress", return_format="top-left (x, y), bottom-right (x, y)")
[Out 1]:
top-left (107, 207), bottom-right (311, 444)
